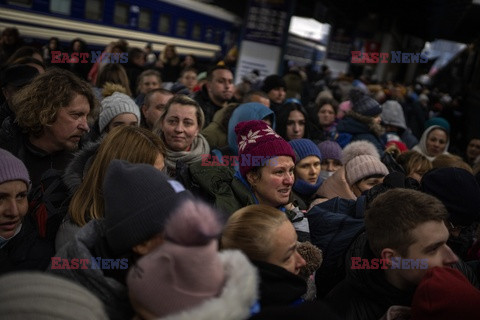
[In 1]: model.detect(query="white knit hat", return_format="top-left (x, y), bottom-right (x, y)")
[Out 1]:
top-left (99, 92), bottom-right (141, 133)
top-left (0, 272), bottom-right (108, 320)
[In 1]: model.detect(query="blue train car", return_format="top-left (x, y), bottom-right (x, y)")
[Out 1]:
top-left (0, 0), bottom-right (241, 59)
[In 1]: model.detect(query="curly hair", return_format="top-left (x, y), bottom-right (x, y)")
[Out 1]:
top-left (13, 68), bottom-right (96, 137)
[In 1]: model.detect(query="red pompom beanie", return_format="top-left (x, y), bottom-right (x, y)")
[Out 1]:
top-left (235, 120), bottom-right (295, 178)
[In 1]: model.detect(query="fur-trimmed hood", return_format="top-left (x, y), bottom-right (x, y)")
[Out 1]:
top-left (157, 250), bottom-right (259, 320)
top-left (62, 140), bottom-right (102, 195)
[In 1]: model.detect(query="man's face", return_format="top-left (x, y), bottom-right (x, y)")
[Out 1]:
top-left (267, 87), bottom-right (286, 104)
top-left (41, 94), bottom-right (90, 153)
top-left (142, 92), bottom-right (173, 129)
top-left (0, 180), bottom-right (28, 239)
top-left (392, 220), bottom-right (458, 288)
top-left (207, 69), bottom-right (233, 104)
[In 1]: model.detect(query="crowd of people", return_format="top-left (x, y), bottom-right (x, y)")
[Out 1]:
top-left (1, 27), bottom-right (480, 319)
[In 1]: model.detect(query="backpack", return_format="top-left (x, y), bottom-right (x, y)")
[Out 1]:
top-left (307, 196), bottom-right (366, 297)
top-left (28, 169), bottom-right (71, 241)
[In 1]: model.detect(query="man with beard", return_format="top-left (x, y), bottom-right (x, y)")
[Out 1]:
top-left (0, 68), bottom-right (95, 189)
top-left (192, 65), bottom-right (234, 126)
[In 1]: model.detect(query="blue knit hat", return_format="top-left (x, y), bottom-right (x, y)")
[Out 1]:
top-left (424, 117), bottom-right (450, 133)
top-left (350, 89), bottom-right (382, 117)
top-left (289, 139), bottom-right (322, 164)
top-left (317, 141), bottom-right (342, 163)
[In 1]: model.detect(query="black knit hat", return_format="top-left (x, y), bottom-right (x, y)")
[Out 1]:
top-left (349, 89), bottom-right (382, 117)
top-left (421, 167), bottom-right (480, 227)
top-left (262, 74), bottom-right (286, 93)
top-left (103, 159), bottom-right (192, 255)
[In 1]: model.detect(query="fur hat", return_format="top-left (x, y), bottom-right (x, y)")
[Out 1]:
top-left (289, 139), bottom-right (322, 164)
top-left (345, 155), bottom-right (389, 185)
top-left (421, 167), bottom-right (480, 227)
top-left (127, 200), bottom-right (225, 318)
top-left (411, 267), bottom-right (480, 319)
top-left (235, 120), bottom-right (295, 178)
top-left (99, 92), bottom-right (141, 133)
top-left (317, 141), bottom-right (343, 162)
top-left (342, 140), bottom-right (380, 164)
top-left (262, 75), bottom-right (286, 93)
top-left (102, 159), bottom-right (192, 255)
top-left (0, 148), bottom-right (30, 188)
top-left (349, 89), bottom-right (382, 117)
top-left (381, 100), bottom-right (407, 130)
top-left (0, 272), bottom-right (108, 320)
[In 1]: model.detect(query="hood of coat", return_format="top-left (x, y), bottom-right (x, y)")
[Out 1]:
top-left (227, 103), bottom-right (276, 154)
top-left (62, 140), bottom-right (102, 195)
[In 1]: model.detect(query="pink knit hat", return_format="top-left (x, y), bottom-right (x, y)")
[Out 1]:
top-left (127, 200), bottom-right (225, 318)
top-left (235, 120), bottom-right (295, 178)
top-left (345, 154), bottom-right (389, 185)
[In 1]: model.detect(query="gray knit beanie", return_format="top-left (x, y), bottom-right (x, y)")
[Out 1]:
top-left (381, 100), bottom-right (407, 130)
top-left (99, 92), bottom-right (141, 133)
top-left (350, 89), bottom-right (382, 117)
top-left (345, 154), bottom-right (389, 185)
top-left (103, 159), bottom-right (192, 256)
top-left (0, 148), bottom-right (30, 188)
top-left (0, 272), bottom-right (108, 320)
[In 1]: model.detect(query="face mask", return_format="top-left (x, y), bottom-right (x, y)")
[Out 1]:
top-left (319, 171), bottom-right (334, 180)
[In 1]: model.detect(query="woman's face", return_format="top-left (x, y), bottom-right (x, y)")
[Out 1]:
top-left (266, 221), bottom-right (306, 275)
top-left (317, 104), bottom-right (335, 128)
top-left (295, 156), bottom-right (321, 184)
top-left (321, 159), bottom-right (342, 172)
top-left (247, 156), bottom-right (295, 208)
top-left (351, 176), bottom-right (385, 197)
top-left (162, 104), bottom-right (199, 151)
top-left (286, 110), bottom-right (305, 141)
top-left (107, 113), bottom-right (138, 132)
top-left (426, 129), bottom-right (448, 157)
top-left (466, 139), bottom-right (480, 161)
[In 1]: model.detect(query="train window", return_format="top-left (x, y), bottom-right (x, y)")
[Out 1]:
top-left (85, 0), bottom-right (103, 21)
top-left (176, 19), bottom-right (187, 37)
top-left (214, 29), bottom-right (222, 44)
top-left (138, 8), bottom-right (151, 30)
top-left (114, 2), bottom-right (129, 26)
top-left (50, 0), bottom-right (71, 15)
top-left (192, 23), bottom-right (201, 40)
top-left (158, 14), bottom-right (171, 34)
top-left (7, 0), bottom-right (32, 7)
top-left (205, 26), bottom-right (213, 42)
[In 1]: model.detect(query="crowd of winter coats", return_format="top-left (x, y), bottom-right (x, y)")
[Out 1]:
top-left (1, 36), bottom-right (480, 319)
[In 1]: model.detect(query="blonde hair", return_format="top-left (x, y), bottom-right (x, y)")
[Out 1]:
top-left (396, 150), bottom-right (432, 177)
top-left (221, 204), bottom-right (288, 262)
top-left (69, 126), bottom-right (166, 226)
top-left (432, 154), bottom-right (473, 174)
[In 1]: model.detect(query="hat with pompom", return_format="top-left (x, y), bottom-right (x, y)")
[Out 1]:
top-left (235, 120), bottom-right (295, 178)
top-left (345, 154), bottom-right (389, 185)
top-left (99, 92), bottom-right (141, 133)
top-left (342, 140), bottom-right (380, 164)
top-left (127, 200), bottom-right (225, 318)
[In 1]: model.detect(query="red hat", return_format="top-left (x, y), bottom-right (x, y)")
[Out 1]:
top-left (235, 120), bottom-right (295, 178)
top-left (386, 140), bottom-right (408, 153)
top-left (411, 267), bottom-right (480, 319)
